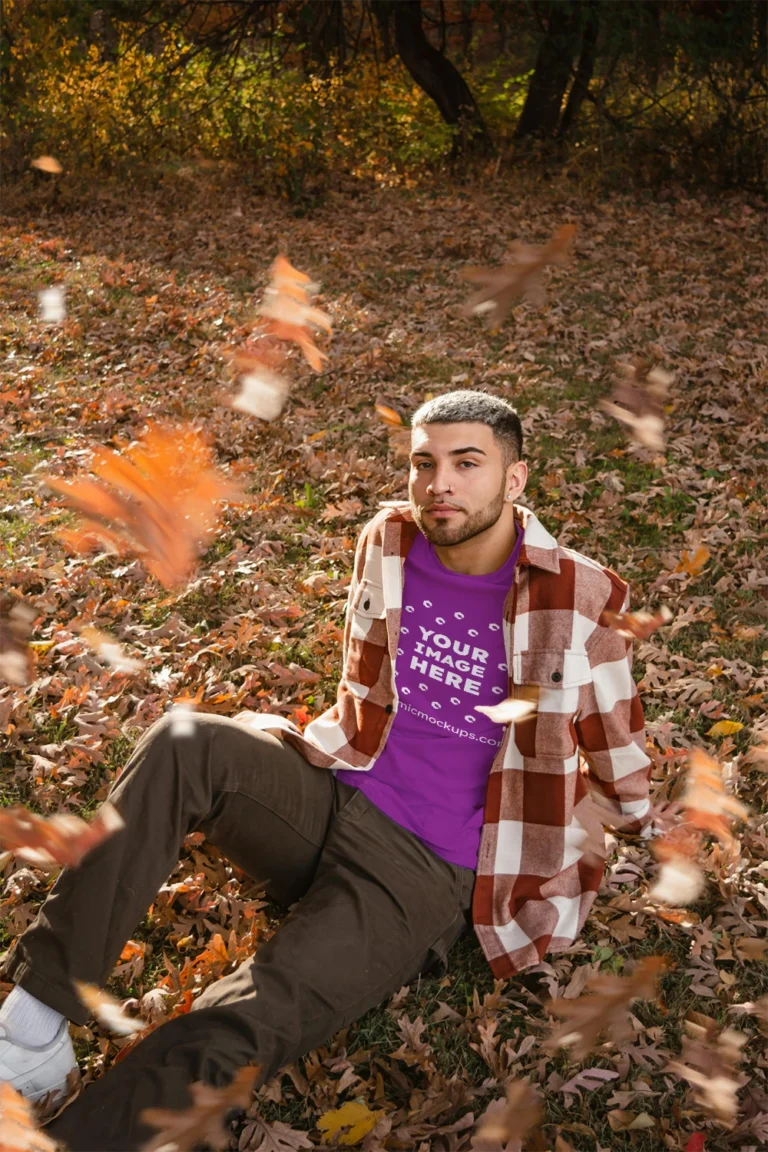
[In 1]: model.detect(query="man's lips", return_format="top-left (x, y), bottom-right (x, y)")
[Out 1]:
top-left (425, 505), bottom-right (462, 516)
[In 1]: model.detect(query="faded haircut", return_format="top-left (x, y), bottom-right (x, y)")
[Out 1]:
top-left (410, 390), bottom-right (523, 465)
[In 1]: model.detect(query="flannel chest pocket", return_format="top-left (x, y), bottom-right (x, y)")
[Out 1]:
top-left (347, 580), bottom-right (388, 685)
top-left (511, 648), bottom-right (591, 759)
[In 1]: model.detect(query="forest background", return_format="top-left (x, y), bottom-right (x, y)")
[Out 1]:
top-left (1, 2), bottom-right (767, 1151)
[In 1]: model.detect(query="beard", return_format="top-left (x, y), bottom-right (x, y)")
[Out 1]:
top-left (411, 483), bottom-right (506, 547)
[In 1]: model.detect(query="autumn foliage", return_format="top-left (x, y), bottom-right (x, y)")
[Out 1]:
top-left (0, 169), bottom-right (765, 1152)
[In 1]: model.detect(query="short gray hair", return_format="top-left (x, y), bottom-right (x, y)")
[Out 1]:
top-left (411, 390), bottom-right (523, 463)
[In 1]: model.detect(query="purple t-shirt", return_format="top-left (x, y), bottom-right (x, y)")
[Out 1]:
top-left (337, 526), bottom-right (524, 870)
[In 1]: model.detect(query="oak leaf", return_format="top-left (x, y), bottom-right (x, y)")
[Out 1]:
top-left (238, 1115), bottom-right (314, 1151)
top-left (140, 1066), bottom-right (258, 1151)
top-left (471, 1080), bottom-right (542, 1149)
top-left (45, 423), bottom-right (239, 589)
top-left (667, 1013), bottom-right (747, 1127)
top-left (599, 359), bottom-right (673, 452)
top-left (675, 546), bottom-right (710, 577)
top-left (0, 802), bottom-right (124, 870)
top-left (545, 956), bottom-right (667, 1060)
top-left (462, 224), bottom-right (577, 327)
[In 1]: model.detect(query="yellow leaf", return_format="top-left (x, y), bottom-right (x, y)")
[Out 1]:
top-left (29, 640), bottom-right (56, 654)
top-left (317, 1101), bottom-right (384, 1146)
top-left (674, 547), bottom-right (710, 576)
top-left (706, 720), bottom-right (744, 737)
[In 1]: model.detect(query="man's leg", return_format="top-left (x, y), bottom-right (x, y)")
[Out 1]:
top-left (3, 713), bottom-right (342, 1024)
top-left (47, 787), bottom-right (475, 1152)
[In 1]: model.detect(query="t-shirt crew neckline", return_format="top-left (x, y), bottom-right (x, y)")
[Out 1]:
top-left (419, 524), bottom-right (523, 584)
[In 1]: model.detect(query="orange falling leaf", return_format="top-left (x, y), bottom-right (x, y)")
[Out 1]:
top-left (682, 748), bottom-right (749, 845)
top-left (0, 1082), bottom-right (59, 1152)
top-left (258, 255), bottom-right (331, 371)
top-left (675, 546), bottom-right (711, 577)
top-left (0, 802), bottom-right (124, 870)
top-left (374, 402), bottom-right (411, 458)
top-left (31, 155), bottom-right (62, 174)
top-left (45, 423), bottom-right (240, 588)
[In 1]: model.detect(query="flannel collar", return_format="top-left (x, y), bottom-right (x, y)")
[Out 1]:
top-left (378, 501), bottom-right (561, 575)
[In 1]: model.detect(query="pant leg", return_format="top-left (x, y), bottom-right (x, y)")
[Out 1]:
top-left (46, 788), bottom-right (476, 1152)
top-left (3, 714), bottom-right (342, 1023)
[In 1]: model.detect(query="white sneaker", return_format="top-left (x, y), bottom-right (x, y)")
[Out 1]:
top-left (0, 1018), bottom-right (78, 1103)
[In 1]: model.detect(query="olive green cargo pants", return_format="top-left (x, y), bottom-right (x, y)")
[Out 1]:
top-left (4, 715), bottom-right (474, 1151)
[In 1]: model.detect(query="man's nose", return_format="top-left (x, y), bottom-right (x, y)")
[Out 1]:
top-left (426, 469), bottom-right (452, 494)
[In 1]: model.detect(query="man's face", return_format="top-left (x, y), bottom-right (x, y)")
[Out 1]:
top-left (408, 422), bottom-right (510, 547)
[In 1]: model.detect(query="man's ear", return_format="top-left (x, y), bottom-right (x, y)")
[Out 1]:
top-left (506, 459), bottom-right (528, 499)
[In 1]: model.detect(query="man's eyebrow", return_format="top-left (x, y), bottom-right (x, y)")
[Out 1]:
top-left (410, 446), bottom-right (487, 458)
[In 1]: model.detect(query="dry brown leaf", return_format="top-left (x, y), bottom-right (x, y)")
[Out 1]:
top-left (648, 857), bottom-right (706, 905)
top-left (462, 223), bottom-right (577, 327)
top-left (600, 605), bottom-right (672, 640)
top-left (73, 981), bottom-right (146, 1036)
top-left (0, 596), bottom-right (36, 686)
top-left (231, 364), bottom-right (291, 421)
top-left (471, 1080), bottom-right (542, 1149)
top-left (545, 956), bottom-right (667, 1060)
top-left (599, 358), bottom-right (673, 451)
top-left (0, 802), bottom-right (124, 870)
top-left (139, 1065), bottom-right (259, 1151)
top-left (79, 625), bottom-right (144, 673)
top-left (45, 423), bottom-right (239, 589)
top-left (0, 1082), bottom-right (60, 1152)
top-left (667, 1013), bottom-right (747, 1127)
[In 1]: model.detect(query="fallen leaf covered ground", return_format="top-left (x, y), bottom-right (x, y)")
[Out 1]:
top-left (1, 173), bottom-right (766, 1151)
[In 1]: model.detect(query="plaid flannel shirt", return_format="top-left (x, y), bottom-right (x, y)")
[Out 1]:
top-left (282, 502), bottom-right (652, 977)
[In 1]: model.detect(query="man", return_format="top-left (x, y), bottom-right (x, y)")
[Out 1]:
top-left (0, 390), bottom-right (652, 1150)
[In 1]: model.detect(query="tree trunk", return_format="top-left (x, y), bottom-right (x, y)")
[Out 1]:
top-left (300, 0), bottom-right (346, 75)
top-left (372, 1), bottom-right (395, 61)
top-left (388, 0), bottom-right (492, 153)
top-left (557, 3), bottom-right (599, 138)
top-left (516, 1), bottom-right (581, 139)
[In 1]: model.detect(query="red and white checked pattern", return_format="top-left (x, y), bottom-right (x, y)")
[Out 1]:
top-left (283, 503), bottom-right (652, 978)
